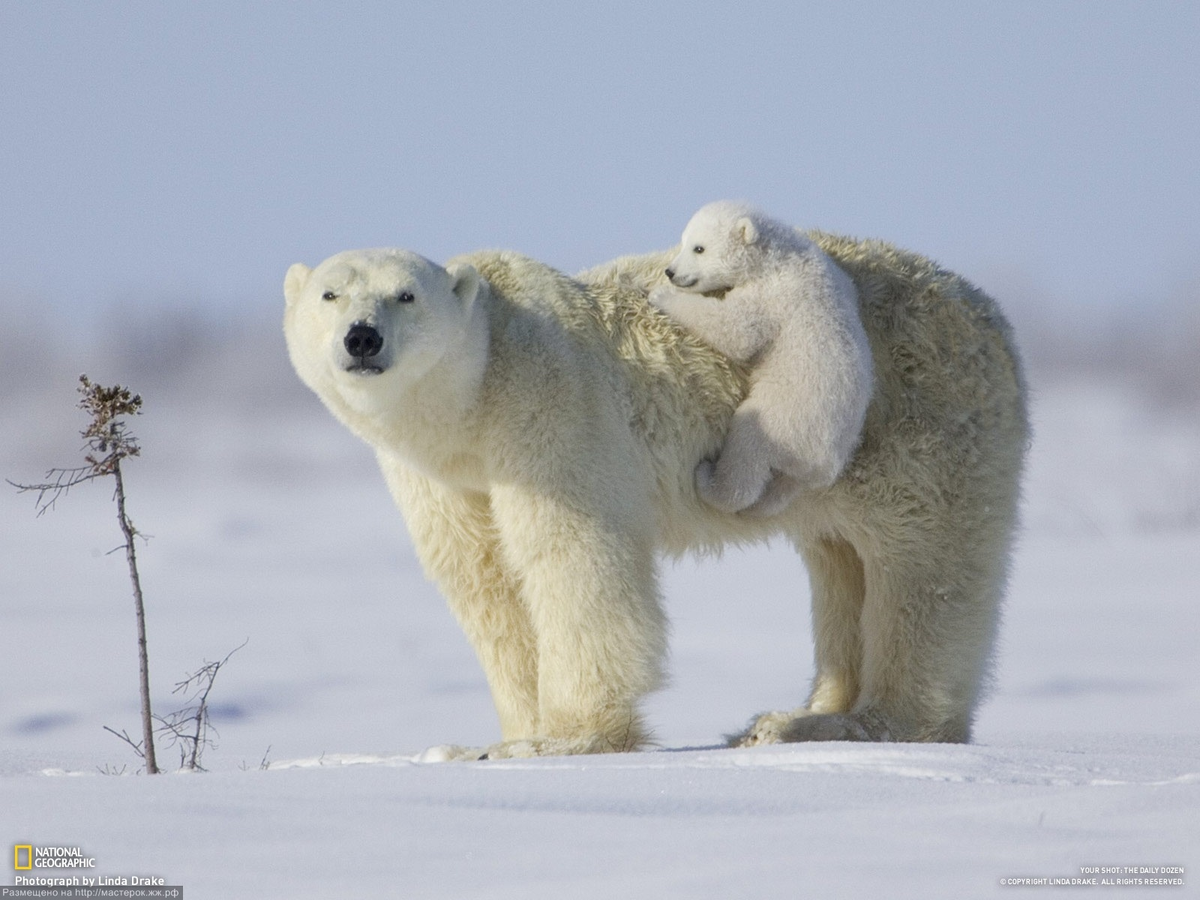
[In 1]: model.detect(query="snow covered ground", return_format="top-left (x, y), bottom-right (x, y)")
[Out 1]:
top-left (2, 328), bottom-right (1197, 897)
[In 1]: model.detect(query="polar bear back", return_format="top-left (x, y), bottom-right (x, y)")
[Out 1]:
top-left (576, 231), bottom-right (1028, 551)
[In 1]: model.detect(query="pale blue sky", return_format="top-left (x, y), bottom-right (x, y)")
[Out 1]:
top-left (3, 1), bottom-right (1197, 321)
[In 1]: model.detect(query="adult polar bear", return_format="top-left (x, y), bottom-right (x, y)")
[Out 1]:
top-left (283, 233), bottom-right (1028, 758)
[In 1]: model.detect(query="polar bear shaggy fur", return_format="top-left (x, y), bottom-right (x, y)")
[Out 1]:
top-left (649, 202), bottom-right (873, 516)
top-left (283, 234), bottom-right (1028, 758)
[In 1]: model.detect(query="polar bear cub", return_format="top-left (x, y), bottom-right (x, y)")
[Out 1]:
top-left (650, 201), bottom-right (873, 516)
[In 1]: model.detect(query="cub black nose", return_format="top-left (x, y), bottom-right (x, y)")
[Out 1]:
top-left (665, 267), bottom-right (675, 280)
top-left (344, 323), bottom-right (383, 358)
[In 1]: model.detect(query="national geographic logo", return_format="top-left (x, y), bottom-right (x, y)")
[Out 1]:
top-left (12, 845), bottom-right (96, 869)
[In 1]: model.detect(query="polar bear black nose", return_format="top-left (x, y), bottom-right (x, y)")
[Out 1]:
top-left (344, 323), bottom-right (383, 359)
top-left (665, 267), bottom-right (675, 280)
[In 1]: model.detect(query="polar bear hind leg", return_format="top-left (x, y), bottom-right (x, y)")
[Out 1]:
top-left (729, 535), bottom-right (865, 745)
top-left (732, 523), bottom-right (1000, 745)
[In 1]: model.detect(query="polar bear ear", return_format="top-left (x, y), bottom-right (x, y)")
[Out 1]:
top-left (447, 262), bottom-right (481, 309)
top-left (735, 217), bottom-right (759, 246)
top-left (284, 263), bottom-right (312, 306)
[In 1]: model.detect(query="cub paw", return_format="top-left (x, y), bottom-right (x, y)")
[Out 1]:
top-left (648, 285), bottom-right (678, 312)
top-left (695, 459), bottom-right (763, 514)
top-left (739, 473), bottom-right (801, 518)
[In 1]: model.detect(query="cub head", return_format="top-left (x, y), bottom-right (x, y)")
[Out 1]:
top-left (283, 249), bottom-right (480, 408)
top-left (663, 201), bottom-right (768, 294)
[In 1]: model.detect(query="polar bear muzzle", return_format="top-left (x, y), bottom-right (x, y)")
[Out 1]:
top-left (343, 321), bottom-right (385, 375)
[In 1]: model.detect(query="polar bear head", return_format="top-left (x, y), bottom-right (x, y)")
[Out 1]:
top-left (283, 249), bottom-right (481, 413)
top-left (664, 201), bottom-right (796, 294)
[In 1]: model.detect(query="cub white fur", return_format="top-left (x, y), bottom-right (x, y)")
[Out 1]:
top-left (650, 201), bottom-right (872, 515)
top-left (284, 235), bottom-right (1028, 758)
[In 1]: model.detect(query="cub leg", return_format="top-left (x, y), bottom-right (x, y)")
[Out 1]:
top-left (695, 402), bottom-right (776, 513)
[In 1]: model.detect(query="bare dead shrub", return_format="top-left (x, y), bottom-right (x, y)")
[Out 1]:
top-left (10, 375), bottom-right (160, 773)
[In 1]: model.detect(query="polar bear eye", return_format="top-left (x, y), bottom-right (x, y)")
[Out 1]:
top-left (397, 291), bottom-right (415, 304)
top-left (692, 245), bottom-right (705, 254)
top-left (321, 291), bottom-right (338, 301)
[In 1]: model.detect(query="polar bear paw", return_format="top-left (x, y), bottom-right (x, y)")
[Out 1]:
top-left (481, 732), bottom-right (645, 758)
top-left (728, 710), bottom-right (877, 746)
top-left (418, 732), bottom-right (647, 762)
top-left (779, 713), bottom-right (874, 742)
top-left (648, 284), bottom-right (687, 317)
top-left (414, 741), bottom-right (544, 762)
top-left (479, 739), bottom-right (546, 759)
top-left (415, 744), bottom-right (489, 762)
top-left (740, 473), bottom-right (802, 518)
top-left (727, 709), bottom-right (805, 747)
top-left (695, 460), bottom-right (753, 513)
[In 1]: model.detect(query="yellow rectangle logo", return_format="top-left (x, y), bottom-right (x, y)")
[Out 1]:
top-left (14, 844), bottom-right (33, 869)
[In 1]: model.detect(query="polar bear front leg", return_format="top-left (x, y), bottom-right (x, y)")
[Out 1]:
top-left (488, 483), bottom-right (668, 756)
top-left (377, 459), bottom-right (540, 742)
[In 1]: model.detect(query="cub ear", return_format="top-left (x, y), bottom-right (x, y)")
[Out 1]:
top-left (447, 262), bottom-right (481, 308)
top-left (284, 263), bottom-right (312, 306)
top-left (735, 217), bottom-right (759, 246)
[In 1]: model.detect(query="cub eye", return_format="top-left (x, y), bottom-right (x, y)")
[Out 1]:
top-left (397, 291), bottom-right (415, 304)
top-left (692, 245), bottom-right (705, 254)
top-left (321, 291), bottom-right (338, 301)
